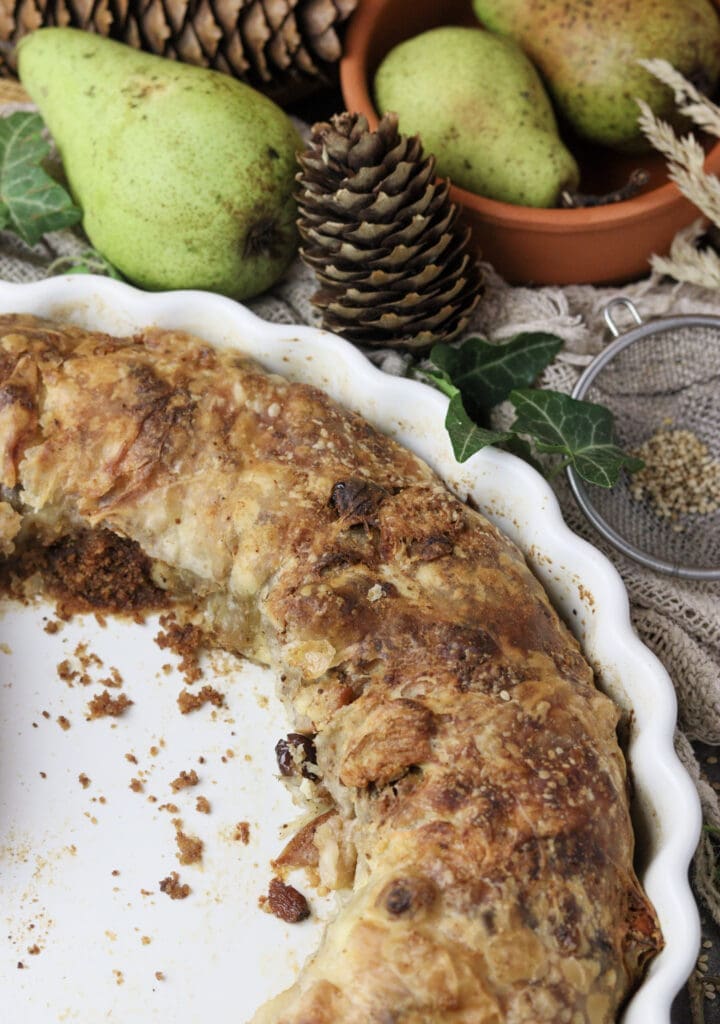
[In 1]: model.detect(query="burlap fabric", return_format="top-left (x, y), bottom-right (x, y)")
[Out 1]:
top-left (1, 83), bottom-right (718, 1022)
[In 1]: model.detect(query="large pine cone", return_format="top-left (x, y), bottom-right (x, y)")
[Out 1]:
top-left (0, 0), bottom-right (356, 104)
top-left (296, 111), bottom-right (482, 351)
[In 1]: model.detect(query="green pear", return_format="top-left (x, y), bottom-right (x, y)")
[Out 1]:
top-left (472, 0), bottom-right (720, 152)
top-left (373, 26), bottom-right (579, 208)
top-left (17, 28), bottom-right (302, 299)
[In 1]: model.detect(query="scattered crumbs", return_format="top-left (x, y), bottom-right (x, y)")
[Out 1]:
top-left (113, 969), bottom-right (124, 986)
top-left (244, 754), bottom-right (252, 763)
top-left (155, 614), bottom-right (204, 683)
top-left (57, 715), bottom-right (71, 731)
top-left (173, 818), bottom-right (204, 865)
top-left (196, 796), bottom-right (211, 814)
top-left (99, 667), bottom-right (123, 689)
top-left (158, 802), bottom-right (179, 814)
top-left (149, 744), bottom-right (160, 757)
top-left (170, 769), bottom-right (199, 792)
top-left (141, 935), bottom-right (152, 946)
top-left (159, 871), bottom-right (191, 900)
top-left (41, 710), bottom-right (50, 719)
top-left (260, 877), bottom-right (310, 923)
top-left (140, 888), bottom-right (154, 897)
top-left (86, 690), bottom-right (133, 720)
top-left (177, 685), bottom-right (224, 714)
top-left (39, 771), bottom-right (47, 779)
top-left (255, 694), bottom-right (269, 709)
top-left (125, 753), bottom-right (138, 764)
top-left (57, 659), bottom-right (77, 685)
top-left (147, 795), bottom-right (158, 804)
top-left (84, 812), bottom-right (99, 825)
top-left (17, 961), bottom-right (24, 969)
top-left (0, 642), bottom-right (11, 654)
top-left (129, 778), bottom-right (144, 793)
top-left (78, 773), bottom-right (91, 789)
top-left (43, 619), bottom-right (61, 635)
top-left (155, 971), bottom-right (165, 981)
top-left (198, 755), bottom-right (206, 764)
top-left (112, 869), bottom-right (120, 877)
top-left (162, 664), bottom-right (172, 675)
top-left (27, 944), bottom-right (40, 955)
top-left (233, 822), bottom-right (250, 845)
top-left (105, 930), bottom-right (117, 942)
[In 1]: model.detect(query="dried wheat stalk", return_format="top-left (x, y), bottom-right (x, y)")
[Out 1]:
top-left (637, 58), bottom-right (720, 286)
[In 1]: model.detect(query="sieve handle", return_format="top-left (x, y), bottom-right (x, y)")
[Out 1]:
top-left (603, 297), bottom-right (643, 338)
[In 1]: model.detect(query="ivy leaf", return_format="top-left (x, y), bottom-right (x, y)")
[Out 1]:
top-left (0, 111), bottom-right (82, 246)
top-left (509, 388), bottom-right (644, 487)
top-left (47, 248), bottom-right (124, 280)
top-left (443, 383), bottom-right (514, 463)
top-left (430, 332), bottom-right (563, 410)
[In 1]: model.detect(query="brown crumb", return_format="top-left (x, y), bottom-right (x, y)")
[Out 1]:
top-left (170, 769), bottom-right (199, 792)
top-left (78, 773), bottom-right (91, 789)
top-left (17, 961), bottom-right (24, 969)
top-left (155, 614), bottom-right (204, 683)
top-left (141, 935), bottom-right (151, 946)
top-left (27, 944), bottom-right (40, 955)
top-left (87, 690), bottom-right (133, 720)
top-left (39, 771), bottom-right (47, 779)
top-left (44, 619), bottom-right (61, 634)
top-left (261, 877), bottom-right (310, 923)
top-left (159, 871), bottom-right (191, 900)
top-left (57, 715), bottom-right (71, 731)
top-left (177, 685), bottom-right (224, 714)
top-left (41, 710), bottom-right (50, 719)
top-left (173, 819), bottom-right (203, 865)
top-left (129, 778), bottom-right (144, 793)
top-left (113, 969), bottom-right (124, 986)
top-left (99, 667), bottom-right (123, 689)
top-left (233, 822), bottom-right (250, 845)
top-left (195, 796), bottom-right (211, 814)
top-left (57, 659), bottom-right (78, 686)
top-left (158, 802), bottom-right (179, 813)
top-left (155, 971), bottom-right (165, 981)
top-left (125, 753), bottom-right (138, 764)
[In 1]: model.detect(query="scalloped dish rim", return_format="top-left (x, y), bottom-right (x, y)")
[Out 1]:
top-left (0, 274), bottom-right (701, 1023)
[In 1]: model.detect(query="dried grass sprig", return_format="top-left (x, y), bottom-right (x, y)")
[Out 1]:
top-left (638, 58), bottom-right (720, 138)
top-left (637, 60), bottom-right (720, 287)
top-left (648, 219), bottom-right (720, 287)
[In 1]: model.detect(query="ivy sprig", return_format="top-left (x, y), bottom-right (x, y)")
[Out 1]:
top-left (424, 332), bottom-right (642, 488)
top-left (0, 111), bottom-right (82, 245)
top-left (0, 110), bottom-right (121, 280)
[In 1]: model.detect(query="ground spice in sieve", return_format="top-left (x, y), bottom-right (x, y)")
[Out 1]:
top-left (629, 427), bottom-right (720, 527)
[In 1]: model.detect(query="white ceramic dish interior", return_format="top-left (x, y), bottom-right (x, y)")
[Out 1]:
top-left (0, 275), bottom-right (700, 1024)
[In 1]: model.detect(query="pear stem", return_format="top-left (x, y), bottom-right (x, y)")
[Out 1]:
top-left (559, 168), bottom-right (650, 208)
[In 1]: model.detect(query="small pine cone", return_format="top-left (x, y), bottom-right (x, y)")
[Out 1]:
top-left (0, 0), bottom-right (357, 106)
top-left (296, 111), bottom-right (482, 351)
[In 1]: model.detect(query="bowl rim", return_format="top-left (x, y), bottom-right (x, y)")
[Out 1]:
top-left (339, 0), bottom-right (720, 227)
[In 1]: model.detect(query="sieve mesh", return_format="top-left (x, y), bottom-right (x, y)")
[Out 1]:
top-left (568, 313), bottom-right (720, 579)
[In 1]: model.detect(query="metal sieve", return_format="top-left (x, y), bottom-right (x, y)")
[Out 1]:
top-left (566, 297), bottom-right (720, 581)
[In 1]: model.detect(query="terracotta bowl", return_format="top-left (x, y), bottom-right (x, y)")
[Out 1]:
top-left (339, 0), bottom-right (720, 286)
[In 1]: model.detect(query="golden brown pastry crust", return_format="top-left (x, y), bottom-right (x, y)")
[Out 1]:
top-left (0, 314), bottom-right (662, 1023)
